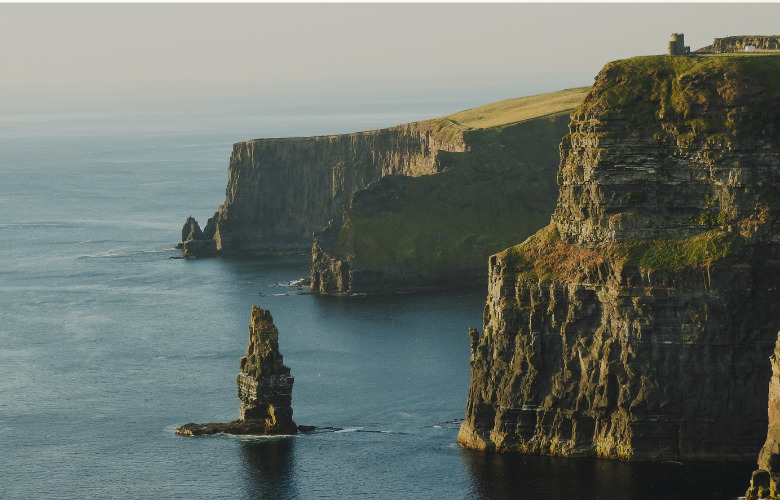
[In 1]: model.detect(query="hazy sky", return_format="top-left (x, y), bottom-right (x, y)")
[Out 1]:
top-left (2, 1), bottom-right (780, 126)
top-left (3, 2), bottom-right (779, 88)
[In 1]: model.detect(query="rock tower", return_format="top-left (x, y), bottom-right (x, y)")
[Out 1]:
top-left (746, 333), bottom-right (780, 499)
top-left (175, 306), bottom-right (297, 436)
top-left (236, 306), bottom-right (297, 433)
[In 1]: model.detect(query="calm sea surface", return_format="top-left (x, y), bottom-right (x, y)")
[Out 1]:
top-left (0, 102), bottom-right (755, 499)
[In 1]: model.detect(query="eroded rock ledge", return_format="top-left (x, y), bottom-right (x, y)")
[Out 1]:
top-left (176, 306), bottom-right (297, 436)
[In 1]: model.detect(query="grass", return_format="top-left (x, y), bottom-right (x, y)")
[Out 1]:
top-left (326, 91), bottom-right (583, 276)
top-left (500, 225), bottom-right (606, 282)
top-left (413, 87), bottom-right (588, 146)
top-left (336, 165), bottom-right (555, 273)
top-left (609, 230), bottom-right (745, 271)
top-left (443, 87), bottom-right (589, 130)
top-left (499, 226), bottom-right (746, 283)
top-left (577, 54), bottom-right (780, 137)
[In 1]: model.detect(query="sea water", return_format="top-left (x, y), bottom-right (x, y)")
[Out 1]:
top-left (0, 100), bottom-right (755, 499)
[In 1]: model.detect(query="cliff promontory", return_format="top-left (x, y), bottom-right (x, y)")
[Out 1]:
top-left (200, 120), bottom-right (467, 255)
top-left (459, 54), bottom-right (780, 461)
top-left (310, 89), bottom-right (587, 293)
top-left (183, 89), bottom-right (585, 276)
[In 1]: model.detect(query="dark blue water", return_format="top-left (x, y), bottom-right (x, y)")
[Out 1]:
top-left (0, 106), bottom-right (754, 499)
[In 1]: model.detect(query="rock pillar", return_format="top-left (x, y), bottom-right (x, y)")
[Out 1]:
top-left (237, 306), bottom-right (297, 433)
top-left (746, 333), bottom-right (780, 499)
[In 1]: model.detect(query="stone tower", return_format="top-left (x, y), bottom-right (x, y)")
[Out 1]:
top-left (668, 33), bottom-right (690, 55)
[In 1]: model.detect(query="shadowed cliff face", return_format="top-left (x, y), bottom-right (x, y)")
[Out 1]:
top-left (311, 113), bottom-right (571, 294)
top-left (211, 123), bottom-right (464, 254)
top-left (459, 55), bottom-right (780, 461)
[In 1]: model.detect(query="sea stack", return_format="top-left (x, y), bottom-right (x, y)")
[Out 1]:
top-left (176, 215), bottom-right (217, 257)
top-left (236, 306), bottom-right (297, 432)
top-left (175, 306), bottom-right (297, 436)
top-left (746, 333), bottom-right (780, 500)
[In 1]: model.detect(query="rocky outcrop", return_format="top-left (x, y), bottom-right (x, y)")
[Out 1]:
top-left (746, 333), bottom-right (780, 499)
top-left (205, 122), bottom-right (465, 255)
top-left (176, 216), bottom-right (217, 257)
top-left (310, 92), bottom-right (586, 294)
top-left (459, 55), bottom-right (780, 461)
top-left (698, 35), bottom-right (780, 53)
top-left (176, 306), bottom-right (297, 436)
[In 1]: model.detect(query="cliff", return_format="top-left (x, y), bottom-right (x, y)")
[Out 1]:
top-left (184, 88), bottom-right (585, 261)
top-left (310, 89), bottom-right (588, 293)
top-left (459, 54), bottom-right (780, 461)
top-left (176, 306), bottom-right (297, 436)
top-left (206, 121), bottom-right (466, 255)
top-left (698, 35), bottom-right (780, 53)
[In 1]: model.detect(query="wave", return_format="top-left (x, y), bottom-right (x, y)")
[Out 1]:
top-left (78, 248), bottom-right (178, 259)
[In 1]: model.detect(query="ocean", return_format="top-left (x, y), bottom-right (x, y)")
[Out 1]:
top-left (0, 95), bottom-right (755, 499)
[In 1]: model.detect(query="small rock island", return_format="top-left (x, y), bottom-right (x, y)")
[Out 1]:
top-left (175, 306), bottom-right (298, 436)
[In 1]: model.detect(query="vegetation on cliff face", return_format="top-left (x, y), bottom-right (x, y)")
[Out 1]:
top-left (610, 229), bottom-right (745, 271)
top-left (335, 114), bottom-right (574, 273)
top-left (578, 54), bottom-right (780, 139)
top-left (499, 224), bottom-right (745, 283)
top-left (460, 54), bottom-right (780, 461)
top-left (499, 225), bottom-right (605, 282)
top-left (312, 88), bottom-right (590, 292)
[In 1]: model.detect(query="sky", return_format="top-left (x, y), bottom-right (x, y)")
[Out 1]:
top-left (2, 3), bottom-right (780, 118)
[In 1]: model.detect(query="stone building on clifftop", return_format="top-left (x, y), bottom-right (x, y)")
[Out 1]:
top-left (668, 33), bottom-right (691, 55)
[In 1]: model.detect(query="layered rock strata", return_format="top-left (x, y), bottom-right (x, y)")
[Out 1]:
top-left (205, 123), bottom-right (465, 255)
top-left (175, 306), bottom-right (297, 436)
top-left (182, 89), bottom-right (586, 267)
top-left (459, 55), bottom-right (780, 461)
top-left (746, 333), bottom-right (780, 499)
top-left (310, 90), bottom-right (587, 294)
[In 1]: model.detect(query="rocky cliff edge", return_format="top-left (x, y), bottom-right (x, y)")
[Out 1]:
top-left (459, 54), bottom-right (780, 461)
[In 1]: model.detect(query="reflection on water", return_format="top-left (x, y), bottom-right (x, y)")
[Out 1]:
top-left (461, 448), bottom-right (754, 500)
top-left (240, 437), bottom-right (298, 499)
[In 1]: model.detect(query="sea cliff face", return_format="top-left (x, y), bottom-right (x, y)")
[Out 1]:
top-left (309, 88), bottom-right (588, 294)
top-left (310, 114), bottom-right (571, 294)
top-left (210, 123), bottom-right (465, 254)
top-left (459, 55), bottom-right (780, 461)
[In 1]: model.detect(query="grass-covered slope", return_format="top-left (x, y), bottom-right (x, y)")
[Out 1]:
top-left (578, 53), bottom-right (780, 138)
top-left (311, 87), bottom-right (589, 293)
